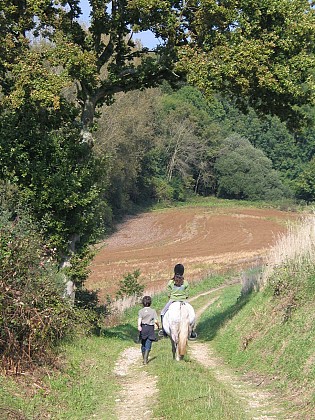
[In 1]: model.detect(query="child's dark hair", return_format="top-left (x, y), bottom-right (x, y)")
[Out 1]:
top-left (142, 296), bottom-right (152, 307)
top-left (174, 263), bottom-right (184, 276)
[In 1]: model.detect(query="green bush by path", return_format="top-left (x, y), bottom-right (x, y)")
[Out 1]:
top-left (0, 207), bottom-right (86, 373)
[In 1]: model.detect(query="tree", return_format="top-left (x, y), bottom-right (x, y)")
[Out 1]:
top-left (0, 1), bottom-right (182, 254)
top-left (0, 101), bottom-right (108, 256)
top-left (174, 0), bottom-right (315, 127)
top-left (94, 88), bottom-right (160, 212)
top-left (295, 158), bottom-right (315, 202)
top-left (0, 1), bottom-right (182, 136)
top-left (214, 134), bottom-right (291, 201)
top-left (157, 86), bottom-right (225, 195)
top-left (3, 1), bottom-right (315, 132)
top-left (219, 103), bottom-right (304, 181)
top-left (1, 0), bottom-right (315, 254)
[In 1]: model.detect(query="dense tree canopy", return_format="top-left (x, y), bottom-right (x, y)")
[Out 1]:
top-left (130, 0), bottom-right (315, 126)
top-left (2, 0), bottom-right (315, 128)
top-left (214, 135), bottom-right (290, 200)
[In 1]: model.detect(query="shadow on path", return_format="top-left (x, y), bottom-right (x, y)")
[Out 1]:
top-left (196, 293), bottom-right (252, 341)
top-left (101, 323), bottom-right (138, 342)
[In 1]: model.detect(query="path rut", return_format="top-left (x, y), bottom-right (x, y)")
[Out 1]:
top-left (112, 288), bottom-right (291, 420)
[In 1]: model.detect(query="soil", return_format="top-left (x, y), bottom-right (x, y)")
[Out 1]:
top-left (113, 347), bottom-right (158, 420)
top-left (87, 206), bottom-right (299, 300)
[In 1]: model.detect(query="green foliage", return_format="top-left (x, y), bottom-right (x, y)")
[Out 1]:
top-left (64, 248), bottom-right (95, 289)
top-left (221, 103), bottom-right (304, 179)
top-left (177, 0), bottom-right (315, 127)
top-left (0, 102), bottom-right (109, 255)
top-left (94, 89), bottom-right (160, 214)
top-left (152, 177), bottom-right (175, 202)
top-left (214, 134), bottom-right (291, 200)
top-left (0, 181), bottom-right (21, 213)
top-left (116, 270), bottom-right (144, 299)
top-left (0, 204), bottom-right (83, 372)
top-left (294, 157), bottom-right (315, 202)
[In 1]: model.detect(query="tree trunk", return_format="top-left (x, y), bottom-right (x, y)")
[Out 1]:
top-left (81, 95), bottom-right (97, 145)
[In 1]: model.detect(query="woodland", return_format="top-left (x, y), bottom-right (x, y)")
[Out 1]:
top-left (2, 0), bottom-right (315, 374)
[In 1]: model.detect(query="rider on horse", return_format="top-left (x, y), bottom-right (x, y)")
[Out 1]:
top-left (159, 263), bottom-right (197, 340)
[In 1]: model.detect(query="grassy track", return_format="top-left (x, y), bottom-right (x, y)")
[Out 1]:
top-left (2, 274), bottom-right (242, 419)
top-left (147, 281), bottom-right (250, 420)
top-left (2, 269), bottom-right (313, 418)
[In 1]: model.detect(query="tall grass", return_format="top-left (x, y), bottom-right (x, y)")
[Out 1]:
top-left (262, 215), bottom-right (315, 286)
top-left (241, 215), bottom-right (315, 294)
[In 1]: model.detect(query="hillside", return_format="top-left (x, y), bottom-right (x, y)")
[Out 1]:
top-left (87, 202), bottom-right (299, 299)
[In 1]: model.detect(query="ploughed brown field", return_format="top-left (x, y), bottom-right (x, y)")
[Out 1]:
top-left (86, 205), bottom-right (299, 300)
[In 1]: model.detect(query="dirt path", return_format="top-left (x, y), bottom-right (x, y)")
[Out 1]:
top-left (112, 288), bottom-right (222, 420)
top-left (189, 342), bottom-right (288, 420)
top-left (112, 287), bottom-right (290, 420)
top-left (113, 347), bottom-right (158, 419)
top-left (95, 206), bottom-right (298, 418)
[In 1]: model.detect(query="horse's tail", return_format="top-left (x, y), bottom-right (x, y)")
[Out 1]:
top-left (178, 303), bottom-right (190, 356)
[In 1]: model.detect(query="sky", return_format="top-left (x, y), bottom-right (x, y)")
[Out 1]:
top-left (79, 0), bottom-right (160, 49)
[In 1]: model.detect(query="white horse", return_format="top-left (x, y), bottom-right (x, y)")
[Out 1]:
top-left (162, 301), bottom-right (196, 361)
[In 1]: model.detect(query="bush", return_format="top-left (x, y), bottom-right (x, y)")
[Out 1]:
top-left (0, 205), bottom-right (83, 373)
top-left (152, 177), bottom-right (175, 202)
top-left (116, 270), bottom-right (144, 299)
top-left (294, 157), bottom-right (315, 202)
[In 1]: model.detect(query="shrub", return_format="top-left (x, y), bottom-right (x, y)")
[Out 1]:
top-left (116, 270), bottom-right (144, 299)
top-left (0, 205), bottom-right (83, 373)
top-left (152, 177), bottom-right (175, 202)
top-left (294, 157), bottom-right (315, 202)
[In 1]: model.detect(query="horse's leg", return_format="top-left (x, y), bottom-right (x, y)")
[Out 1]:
top-left (173, 337), bottom-right (180, 361)
top-left (171, 339), bottom-right (176, 360)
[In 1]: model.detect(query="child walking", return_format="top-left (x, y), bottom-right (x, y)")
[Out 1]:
top-left (138, 295), bottom-right (159, 364)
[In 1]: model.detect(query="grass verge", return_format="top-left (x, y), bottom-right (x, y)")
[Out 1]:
top-left (149, 339), bottom-right (249, 420)
top-left (0, 332), bottom-right (132, 419)
top-left (198, 280), bottom-right (315, 417)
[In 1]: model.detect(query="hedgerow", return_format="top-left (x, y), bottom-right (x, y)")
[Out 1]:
top-left (0, 204), bottom-right (87, 373)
